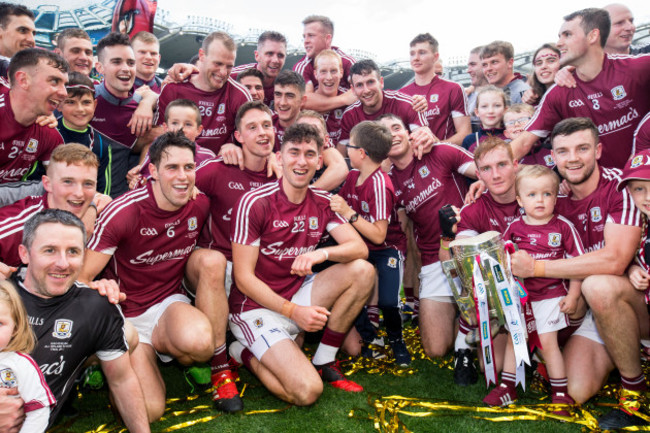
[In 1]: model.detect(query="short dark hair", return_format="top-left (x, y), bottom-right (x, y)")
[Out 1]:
top-left (350, 121), bottom-right (392, 163)
top-left (410, 33), bottom-right (439, 54)
top-left (22, 209), bottom-right (86, 250)
top-left (564, 8), bottom-right (610, 48)
top-left (302, 15), bottom-right (334, 35)
top-left (282, 123), bottom-right (323, 151)
top-left (274, 70), bottom-right (305, 94)
top-left (56, 28), bottom-right (91, 51)
top-left (96, 32), bottom-right (131, 61)
top-left (202, 31), bottom-right (236, 53)
top-left (480, 41), bottom-right (514, 61)
top-left (550, 117), bottom-right (599, 146)
top-left (235, 100), bottom-right (273, 131)
top-left (8, 49), bottom-right (68, 86)
top-left (237, 67), bottom-right (264, 83)
top-left (258, 31), bottom-right (286, 48)
top-left (148, 130), bottom-right (196, 168)
top-left (65, 71), bottom-right (95, 99)
top-left (0, 2), bottom-right (34, 28)
top-left (350, 59), bottom-right (380, 80)
top-left (165, 99), bottom-right (201, 126)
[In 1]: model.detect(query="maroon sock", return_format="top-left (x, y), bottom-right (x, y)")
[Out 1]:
top-left (501, 371), bottom-right (516, 388)
top-left (404, 287), bottom-right (414, 305)
top-left (558, 315), bottom-right (585, 346)
top-left (621, 373), bottom-right (647, 392)
top-left (240, 348), bottom-right (255, 371)
top-left (413, 298), bottom-right (420, 317)
top-left (549, 376), bottom-right (569, 395)
top-left (367, 305), bottom-right (380, 328)
top-left (210, 344), bottom-right (229, 381)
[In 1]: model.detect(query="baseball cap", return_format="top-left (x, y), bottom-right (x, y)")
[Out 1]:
top-left (617, 150), bottom-right (650, 191)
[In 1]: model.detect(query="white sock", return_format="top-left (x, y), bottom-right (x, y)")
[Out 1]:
top-left (312, 343), bottom-right (338, 366)
top-left (228, 341), bottom-right (244, 364)
top-left (454, 330), bottom-right (471, 351)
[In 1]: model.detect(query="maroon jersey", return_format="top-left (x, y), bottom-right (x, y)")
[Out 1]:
top-left (230, 62), bottom-right (274, 106)
top-left (503, 215), bottom-right (584, 301)
top-left (400, 76), bottom-right (469, 140)
top-left (519, 145), bottom-right (555, 169)
top-left (87, 182), bottom-right (209, 317)
top-left (338, 90), bottom-right (428, 145)
top-left (0, 93), bottom-right (63, 183)
top-left (0, 194), bottom-right (47, 267)
top-left (555, 167), bottom-right (640, 253)
top-left (293, 46), bottom-right (355, 89)
top-left (230, 181), bottom-right (346, 313)
top-left (318, 86), bottom-right (348, 144)
top-left (634, 112), bottom-right (650, 153)
top-left (155, 76), bottom-right (252, 154)
top-left (457, 194), bottom-right (523, 237)
top-left (338, 167), bottom-right (404, 252)
top-left (195, 158), bottom-right (276, 260)
top-left (91, 83), bottom-right (139, 150)
top-left (134, 76), bottom-right (162, 94)
top-left (272, 115), bottom-right (286, 152)
top-left (389, 144), bottom-right (474, 265)
top-left (139, 143), bottom-right (215, 179)
top-left (526, 54), bottom-right (650, 169)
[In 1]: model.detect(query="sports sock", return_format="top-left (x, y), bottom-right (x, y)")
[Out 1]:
top-left (211, 344), bottom-right (229, 383)
top-left (501, 371), bottom-right (516, 388)
top-left (312, 328), bottom-right (346, 366)
top-left (549, 376), bottom-right (569, 395)
top-left (455, 317), bottom-right (472, 350)
top-left (413, 298), bottom-right (420, 317)
top-left (621, 373), bottom-right (647, 392)
top-left (558, 315), bottom-right (585, 346)
top-left (367, 305), bottom-right (380, 329)
top-left (404, 286), bottom-right (415, 309)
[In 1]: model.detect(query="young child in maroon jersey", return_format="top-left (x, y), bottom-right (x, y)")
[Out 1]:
top-left (330, 121), bottom-right (410, 366)
top-left (483, 165), bottom-right (585, 412)
top-left (462, 86), bottom-right (507, 153)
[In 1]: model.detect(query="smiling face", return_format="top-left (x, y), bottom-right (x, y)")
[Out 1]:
top-left (605, 4), bottom-right (635, 54)
top-left (274, 84), bottom-right (304, 125)
top-left (150, 145), bottom-right (196, 211)
top-left (165, 106), bottom-right (202, 142)
top-left (533, 48), bottom-right (560, 86)
top-left (198, 39), bottom-right (236, 92)
top-left (351, 70), bottom-right (384, 114)
top-left (0, 14), bottom-right (35, 57)
top-left (379, 116), bottom-right (411, 161)
top-left (59, 92), bottom-right (97, 131)
top-left (234, 108), bottom-right (274, 160)
top-left (481, 53), bottom-right (513, 87)
top-left (59, 37), bottom-right (94, 76)
top-left (303, 21), bottom-right (331, 59)
top-left (467, 52), bottom-right (485, 87)
top-left (132, 39), bottom-right (160, 80)
top-left (475, 91), bottom-right (505, 129)
top-left (255, 39), bottom-right (286, 80)
top-left (314, 54), bottom-right (342, 97)
top-left (477, 146), bottom-right (517, 201)
top-left (280, 139), bottom-right (322, 192)
top-left (557, 17), bottom-right (591, 67)
top-left (97, 44), bottom-right (136, 98)
top-left (43, 161), bottom-right (97, 218)
top-left (239, 75), bottom-right (265, 102)
top-left (552, 129), bottom-right (601, 186)
top-left (18, 222), bottom-right (84, 299)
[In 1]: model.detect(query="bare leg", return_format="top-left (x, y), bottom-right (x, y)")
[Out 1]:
top-left (419, 299), bottom-right (455, 358)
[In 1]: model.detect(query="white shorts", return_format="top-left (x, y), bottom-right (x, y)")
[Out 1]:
top-left (129, 294), bottom-right (191, 362)
top-left (572, 310), bottom-right (604, 345)
top-left (531, 297), bottom-right (569, 334)
top-left (419, 262), bottom-right (454, 302)
top-left (229, 274), bottom-right (315, 360)
top-left (225, 260), bottom-right (233, 298)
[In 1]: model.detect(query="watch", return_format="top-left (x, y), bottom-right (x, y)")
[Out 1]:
top-left (348, 213), bottom-right (359, 223)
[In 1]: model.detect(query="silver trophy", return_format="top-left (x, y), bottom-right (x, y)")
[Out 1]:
top-left (442, 231), bottom-right (508, 343)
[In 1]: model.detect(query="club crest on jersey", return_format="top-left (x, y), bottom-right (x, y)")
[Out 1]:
top-left (544, 155), bottom-right (554, 166)
top-left (217, 103), bottom-right (226, 115)
top-left (631, 155), bottom-right (646, 168)
top-left (52, 319), bottom-right (73, 339)
top-left (387, 257), bottom-right (397, 268)
top-left (334, 109), bottom-right (343, 119)
top-left (309, 217), bottom-right (318, 230)
top-left (253, 318), bottom-right (263, 328)
top-left (418, 166), bottom-right (430, 178)
top-left (429, 94), bottom-right (439, 103)
top-left (0, 369), bottom-right (16, 387)
top-left (361, 201), bottom-right (370, 213)
top-left (188, 217), bottom-right (197, 231)
top-left (611, 85), bottom-right (626, 101)
top-left (548, 233), bottom-right (561, 247)
top-left (590, 207), bottom-right (602, 223)
top-left (25, 139), bottom-right (38, 154)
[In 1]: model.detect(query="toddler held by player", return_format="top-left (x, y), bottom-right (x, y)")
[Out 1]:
top-left (483, 165), bottom-right (585, 411)
top-left (0, 281), bottom-right (55, 432)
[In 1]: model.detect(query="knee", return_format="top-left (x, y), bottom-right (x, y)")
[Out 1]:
top-left (125, 320), bottom-right (139, 354)
top-left (291, 379), bottom-right (323, 406)
top-left (567, 382), bottom-right (594, 405)
top-left (193, 250), bottom-right (227, 279)
top-left (582, 277), bottom-right (618, 312)
top-left (350, 259), bottom-right (375, 294)
top-left (185, 321), bottom-right (214, 361)
top-left (423, 341), bottom-right (448, 358)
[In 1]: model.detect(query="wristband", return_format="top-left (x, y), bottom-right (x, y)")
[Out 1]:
top-left (440, 244), bottom-right (450, 251)
top-left (533, 260), bottom-right (545, 278)
top-left (281, 301), bottom-right (296, 319)
top-left (321, 249), bottom-right (329, 261)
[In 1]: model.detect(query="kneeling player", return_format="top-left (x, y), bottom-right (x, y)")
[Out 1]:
top-left (228, 123), bottom-right (374, 404)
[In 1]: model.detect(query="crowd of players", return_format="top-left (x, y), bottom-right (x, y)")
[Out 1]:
top-left (0, 1), bottom-right (649, 431)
